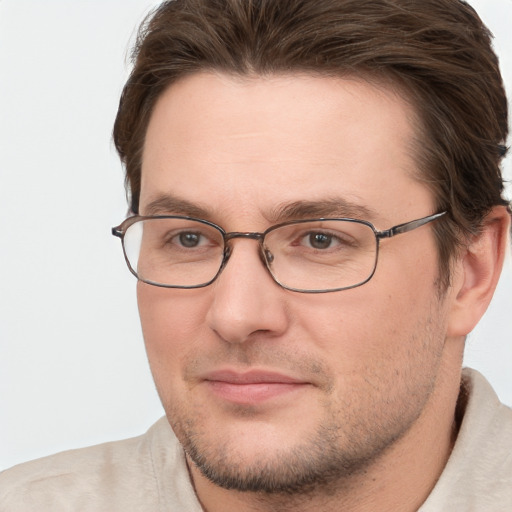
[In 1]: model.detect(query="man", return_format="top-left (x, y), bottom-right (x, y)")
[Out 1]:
top-left (1, 0), bottom-right (511, 510)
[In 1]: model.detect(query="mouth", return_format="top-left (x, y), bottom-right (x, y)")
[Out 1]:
top-left (201, 369), bottom-right (311, 405)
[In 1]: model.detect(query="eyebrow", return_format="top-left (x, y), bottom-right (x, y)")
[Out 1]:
top-left (142, 193), bottom-right (379, 224)
top-left (268, 199), bottom-right (379, 223)
top-left (143, 195), bottom-right (211, 218)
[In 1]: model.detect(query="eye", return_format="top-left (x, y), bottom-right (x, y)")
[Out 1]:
top-left (177, 232), bottom-right (201, 248)
top-left (299, 231), bottom-right (347, 250)
top-left (306, 232), bottom-right (334, 250)
top-left (173, 231), bottom-right (209, 248)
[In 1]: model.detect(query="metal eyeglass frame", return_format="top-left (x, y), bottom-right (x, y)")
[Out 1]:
top-left (112, 211), bottom-right (446, 293)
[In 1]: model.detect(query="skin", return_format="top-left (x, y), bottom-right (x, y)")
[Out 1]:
top-left (137, 72), bottom-right (509, 511)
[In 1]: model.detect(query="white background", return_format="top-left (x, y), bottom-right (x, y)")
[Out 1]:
top-left (0, 0), bottom-right (511, 471)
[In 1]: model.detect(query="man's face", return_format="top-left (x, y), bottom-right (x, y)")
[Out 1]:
top-left (138, 72), bottom-right (456, 492)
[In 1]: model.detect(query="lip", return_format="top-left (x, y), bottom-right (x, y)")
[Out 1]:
top-left (202, 369), bottom-right (310, 405)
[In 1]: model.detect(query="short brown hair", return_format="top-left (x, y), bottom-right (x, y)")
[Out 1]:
top-left (113, 0), bottom-right (509, 287)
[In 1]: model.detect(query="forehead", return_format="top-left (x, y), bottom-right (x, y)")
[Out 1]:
top-left (140, 72), bottom-right (432, 226)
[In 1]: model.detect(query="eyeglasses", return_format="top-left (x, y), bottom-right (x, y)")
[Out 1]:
top-left (112, 211), bottom-right (445, 293)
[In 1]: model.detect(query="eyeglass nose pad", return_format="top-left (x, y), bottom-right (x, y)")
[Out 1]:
top-left (217, 244), bottom-right (232, 274)
top-left (224, 244), bottom-right (233, 259)
top-left (260, 246), bottom-right (274, 266)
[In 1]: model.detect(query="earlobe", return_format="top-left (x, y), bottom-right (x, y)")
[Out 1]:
top-left (447, 205), bottom-right (511, 337)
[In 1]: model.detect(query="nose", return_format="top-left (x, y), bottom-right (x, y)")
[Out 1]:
top-left (206, 239), bottom-right (289, 344)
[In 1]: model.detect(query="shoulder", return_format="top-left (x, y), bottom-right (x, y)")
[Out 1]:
top-left (421, 369), bottom-right (512, 511)
top-left (0, 417), bottom-right (191, 512)
top-left (459, 367), bottom-right (512, 454)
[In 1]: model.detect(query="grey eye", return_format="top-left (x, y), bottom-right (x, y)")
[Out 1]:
top-left (308, 233), bottom-right (333, 249)
top-left (178, 232), bottom-right (201, 247)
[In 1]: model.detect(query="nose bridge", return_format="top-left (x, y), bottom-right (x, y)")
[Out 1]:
top-left (221, 231), bottom-right (270, 276)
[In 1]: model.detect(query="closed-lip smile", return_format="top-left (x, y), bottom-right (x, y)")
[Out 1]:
top-left (201, 369), bottom-right (310, 405)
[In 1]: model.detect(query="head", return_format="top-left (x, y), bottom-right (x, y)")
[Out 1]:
top-left (112, 0), bottom-right (510, 502)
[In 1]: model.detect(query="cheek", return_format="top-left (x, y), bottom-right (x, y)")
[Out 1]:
top-left (294, 279), bottom-right (448, 422)
top-left (290, 261), bottom-right (442, 373)
top-left (137, 283), bottom-right (211, 382)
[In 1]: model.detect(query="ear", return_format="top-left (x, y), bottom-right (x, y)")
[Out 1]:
top-left (447, 205), bottom-right (511, 337)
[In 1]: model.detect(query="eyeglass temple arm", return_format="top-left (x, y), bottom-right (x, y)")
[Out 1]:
top-left (377, 211), bottom-right (446, 239)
